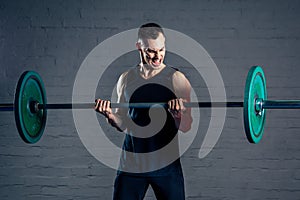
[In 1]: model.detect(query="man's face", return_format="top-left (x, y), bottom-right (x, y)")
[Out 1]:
top-left (139, 33), bottom-right (166, 69)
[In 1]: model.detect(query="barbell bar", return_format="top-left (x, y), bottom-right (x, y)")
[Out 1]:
top-left (0, 66), bottom-right (299, 144)
top-left (2, 100), bottom-right (300, 111)
top-left (0, 102), bottom-right (244, 111)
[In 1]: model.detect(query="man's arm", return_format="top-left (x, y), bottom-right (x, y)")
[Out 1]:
top-left (169, 70), bottom-right (193, 132)
top-left (95, 71), bottom-right (128, 132)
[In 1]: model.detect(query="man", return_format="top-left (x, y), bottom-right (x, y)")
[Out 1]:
top-left (95, 23), bottom-right (193, 200)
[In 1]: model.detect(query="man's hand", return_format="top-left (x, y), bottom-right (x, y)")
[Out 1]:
top-left (168, 98), bottom-right (187, 118)
top-left (95, 99), bottom-right (113, 118)
top-left (95, 99), bottom-right (125, 132)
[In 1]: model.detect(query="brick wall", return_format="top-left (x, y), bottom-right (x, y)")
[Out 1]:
top-left (0, 0), bottom-right (299, 199)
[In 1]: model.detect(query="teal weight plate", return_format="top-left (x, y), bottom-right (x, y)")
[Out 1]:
top-left (14, 71), bottom-right (47, 144)
top-left (243, 66), bottom-right (267, 144)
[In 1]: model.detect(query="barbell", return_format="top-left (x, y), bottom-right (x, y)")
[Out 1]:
top-left (0, 66), bottom-right (300, 144)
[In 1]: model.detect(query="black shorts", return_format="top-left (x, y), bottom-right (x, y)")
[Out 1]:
top-left (113, 173), bottom-right (185, 200)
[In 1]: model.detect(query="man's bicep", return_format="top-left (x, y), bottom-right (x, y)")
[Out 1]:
top-left (172, 71), bottom-right (192, 100)
top-left (115, 72), bottom-right (128, 116)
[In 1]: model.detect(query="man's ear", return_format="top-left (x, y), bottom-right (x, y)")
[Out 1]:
top-left (136, 42), bottom-right (142, 50)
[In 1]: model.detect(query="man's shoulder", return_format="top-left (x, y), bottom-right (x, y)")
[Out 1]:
top-left (169, 67), bottom-right (184, 79)
top-left (118, 66), bottom-right (138, 84)
top-left (171, 68), bottom-right (190, 86)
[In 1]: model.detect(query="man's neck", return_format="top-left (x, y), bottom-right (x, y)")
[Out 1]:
top-left (138, 63), bottom-right (166, 79)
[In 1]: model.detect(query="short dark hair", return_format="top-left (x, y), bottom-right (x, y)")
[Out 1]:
top-left (138, 23), bottom-right (165, 41)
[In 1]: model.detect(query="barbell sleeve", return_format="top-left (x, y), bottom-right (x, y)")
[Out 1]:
top-left (0, 104), bottom-right (14, 111)
top-left (262, 100), bottom-right (300, 109)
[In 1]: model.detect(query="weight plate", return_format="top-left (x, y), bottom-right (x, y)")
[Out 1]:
top-left (243, 66), bottom-right (267, 144)
top-left (14, 71), bottom-right (47, 144)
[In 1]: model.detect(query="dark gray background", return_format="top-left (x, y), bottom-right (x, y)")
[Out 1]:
top-left (0, 0), bottom-right (300, 199)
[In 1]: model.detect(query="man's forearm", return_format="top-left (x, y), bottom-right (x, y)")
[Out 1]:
top-left (178, 109), bottom-right (193, 133)
top-left (106, 113), bottom-right (126, 132)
